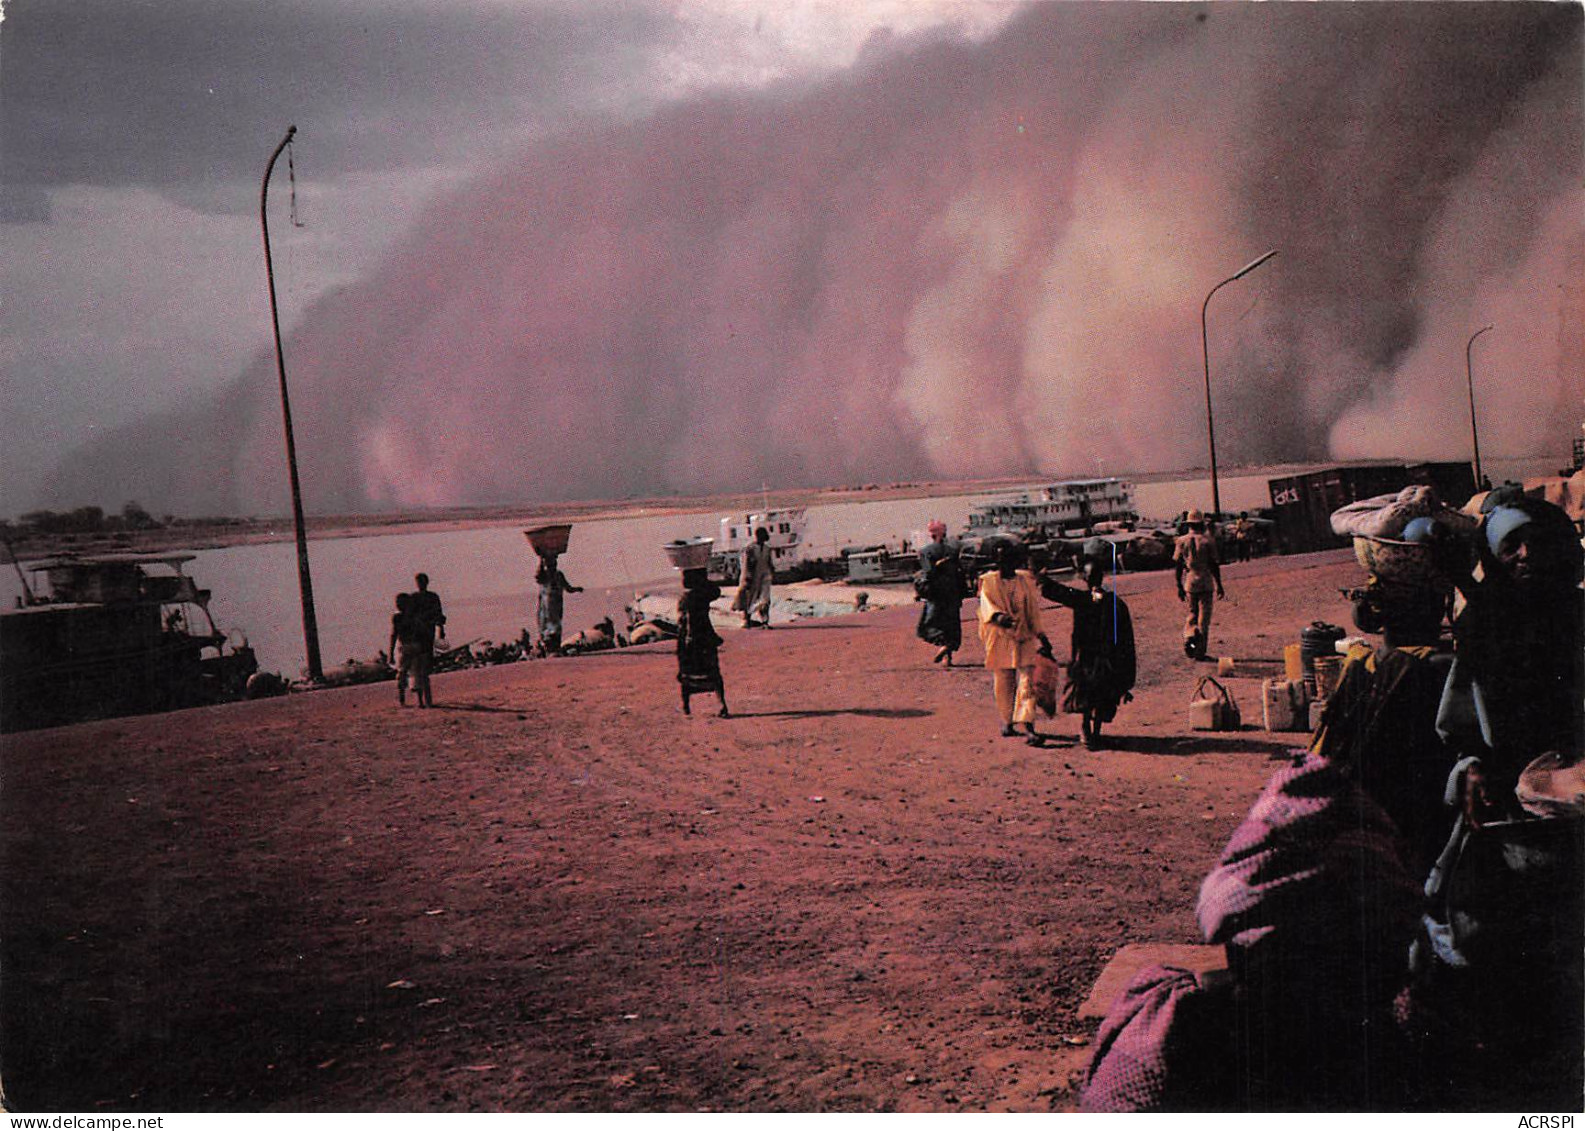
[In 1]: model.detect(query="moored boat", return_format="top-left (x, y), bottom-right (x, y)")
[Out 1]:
top-left (965, 478), bottom-right (1137, 538)
top-left (708, 507), bottom-right (817, 582)
top-left (1, 553), bottom-right (259, 733)
top-left (843, 545), bottom-right (918, 584)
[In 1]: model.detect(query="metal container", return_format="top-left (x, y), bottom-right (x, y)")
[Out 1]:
top-left (1300, 621), bottom-right (1347, 687)
top-left (662, 537), bottom-right (714, 571)
top-left (1313, 655), bottom-right (1344, 699)
top-left (524, 524), bottom-right (572, 557)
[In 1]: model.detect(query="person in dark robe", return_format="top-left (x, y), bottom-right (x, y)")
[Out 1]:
top-left (1039, 539), bottom-right (1136, 748)
top-left (676, 568), bottom-right (729, 717)
top-left (1416, 497), bottom-right (1585, 1104)
top-left (915, 520), bottom-right (967, 665)
top-left (1436, 497), bottom-right (1584, 817)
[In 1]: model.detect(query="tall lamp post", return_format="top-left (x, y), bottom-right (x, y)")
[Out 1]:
top-left (1465, 324), bottom-right (1493, 490)
top-left (261, 125), bottom-right (324, 683)
top-left (1201, 249), bottom-right (1278, 520)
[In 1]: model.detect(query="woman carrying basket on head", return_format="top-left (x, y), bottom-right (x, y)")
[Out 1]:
top-left (676, 568), bottom-right (730, 717)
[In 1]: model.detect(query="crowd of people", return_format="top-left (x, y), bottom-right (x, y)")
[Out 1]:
top-left (389, 491), bottom-right (1581, 1109)
top-left (886, 492), bottom-right (1581, 1109)
top-left (913, 521), bottom-right (1143, 750)
top-left (1078, 487), bottom-right (1584, 1111)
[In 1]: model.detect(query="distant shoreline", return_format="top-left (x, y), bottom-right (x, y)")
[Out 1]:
top-left (7, 456), bottom-right (1539, 562)
top-left (7, 476), bottom-right (1035, 561)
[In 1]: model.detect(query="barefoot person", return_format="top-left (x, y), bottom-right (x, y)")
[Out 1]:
top-left (978, 541), bottom-right (1046, 744)
top-left (676, 568), bottom-right (729, 717)
top-left (1040, 539), bottom-right (1136, 749)
top-left (916, 520), bottom-right (967, 665)
top-left (733, 526), bottom-right (775, 629)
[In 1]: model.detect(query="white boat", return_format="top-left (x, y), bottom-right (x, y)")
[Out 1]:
top-left (965, 478), bottom-right (1136, 536)
top-left (709, 507), bottom-right (810, 582)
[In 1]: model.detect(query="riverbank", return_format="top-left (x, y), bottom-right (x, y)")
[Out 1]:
top-left (4, 549), bottom-right (1377, 1112)
top-left (2, 477), bottom-right (1030, 560)
top-left (6, 459), bottom-right (1389, 561)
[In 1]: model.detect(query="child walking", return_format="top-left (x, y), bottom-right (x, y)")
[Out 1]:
top-left (388, 591), bottom-right (432, 708)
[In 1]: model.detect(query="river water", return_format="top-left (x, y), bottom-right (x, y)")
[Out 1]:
top-left (7, 462), bottom-right (1547, 676)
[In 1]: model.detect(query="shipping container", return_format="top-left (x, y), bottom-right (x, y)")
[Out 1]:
top-left (1403, 461), bottom-right (1478, 509)
top-left (1267, 465), bottom-right (1407, 554)
top-left (1266, 462), bottom-right (1480, 553)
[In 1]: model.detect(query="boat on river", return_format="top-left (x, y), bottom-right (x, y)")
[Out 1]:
top-left (708, 508), bottom-right (833, 583)
top-left (1, 553), bottom-right (258, 733)
top-left (965, 478), bottom-right (1137, 537)
top-left (843, 546), bottom-right (919, 584)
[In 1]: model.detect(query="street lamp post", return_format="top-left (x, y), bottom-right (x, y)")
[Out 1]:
top-left (1465, 325), bottom-right (1493, 490)
top-left (261, 125), bottom-right (324, 683)
top-left (1200, 249), bottom-right (1278, 520)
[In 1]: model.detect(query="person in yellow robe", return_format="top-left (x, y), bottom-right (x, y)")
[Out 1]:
top-left (978, 541), bottom-right (1047, 744)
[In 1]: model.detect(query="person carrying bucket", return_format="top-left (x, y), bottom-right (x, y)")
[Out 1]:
top-left (536, 554), bottom-right (583, 655)
top-left (676, 568), bottom-right (730, 717)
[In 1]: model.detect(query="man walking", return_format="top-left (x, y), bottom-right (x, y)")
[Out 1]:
top-left (734, 527), bottom-right (775, 629)
top-left (978, 541), bottom-right (1047, 745)
top-left (1174, 509), bottom-right (1224, 660)
top-left (412, 572), bottom-right (446, 649)
top-left (389, 592), bottom-right (432, 708)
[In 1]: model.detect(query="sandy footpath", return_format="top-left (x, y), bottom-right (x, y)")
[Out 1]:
top-left (2, 551), bottom-right (1358, 1112)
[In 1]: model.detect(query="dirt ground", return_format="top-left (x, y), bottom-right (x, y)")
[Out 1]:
top-left (1, 550), bottom-right (1362, 1112)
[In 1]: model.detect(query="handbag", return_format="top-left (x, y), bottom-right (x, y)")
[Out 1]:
top-left (1420, 806), bottom-right (1584, 973)
top-left (1189, 676), bottom-right (1241, 731)
top-left (1032, 647), bottom-right (1063, 718)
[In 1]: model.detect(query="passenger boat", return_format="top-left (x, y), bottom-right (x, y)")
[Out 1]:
top-left (843, 546), bottom-right (918, 584)
top-left (965, 478), bottom-right (1137, 537)
top-left (1, 553), bottom-right (258, 733)
top-left (708, 507), bottom-right (815, 583)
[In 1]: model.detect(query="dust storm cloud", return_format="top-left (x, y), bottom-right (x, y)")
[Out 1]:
top-left (47, 2), bottom-right (1584, 514)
